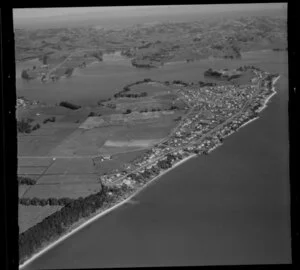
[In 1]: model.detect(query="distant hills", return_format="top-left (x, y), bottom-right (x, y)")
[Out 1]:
top-left (14, 14), bottom-right (287, 67)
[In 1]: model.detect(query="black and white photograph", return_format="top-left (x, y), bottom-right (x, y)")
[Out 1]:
top-left (10, 3), bottom-right (292, 269)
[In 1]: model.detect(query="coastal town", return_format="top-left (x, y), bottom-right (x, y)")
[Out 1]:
top-left (98, 66), bottom-right (280, 191)
top-left (14, 4), bottom-right (290, 269)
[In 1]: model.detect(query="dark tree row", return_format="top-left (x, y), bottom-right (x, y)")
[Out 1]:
top-left (18, 176), bottom-right (36, 185)
top-left (19, 184), bottom-right (131, 264)
top-left (59, 101), bottom-right (81, 110)
top-left (17, 118), bottom-right (40, 133)
top-left (114, 92), bottom-right (148, 98)
top-left (21, 69), bottom-right (32, 80)
top-left (43, 116), bottom-right (56, 124)
top-left (198, 81), bottom-right (217, 87)
top-left (64, 67), bottom-right (74, 77)
top-left (19, 197), bottom-right (75, 206)
top-left (172, 80), bottom-right (190, 86)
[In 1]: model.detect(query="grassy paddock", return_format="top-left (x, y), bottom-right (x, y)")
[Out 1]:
top-left (19, 205), bottom-right (63, 234)
top-left (45, 158), bottom-right (95, 174)
top-left (49, 128), bottom-right (111, 156)
top-left (18, 166), bottom-right (48, 175)
top-left (18, 157), bottom-right (52, 167)
top-left (23, 183), bottom-right (101, 199)
top-left (37, 174), bottom-right (99, 184)
top-left (19, 185), bottom-right (31, 198)
top-left (129, 83), bottom-right (169, 96)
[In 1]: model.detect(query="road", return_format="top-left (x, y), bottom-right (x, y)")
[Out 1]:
top-left (109, 75), bottom-right (267, 186)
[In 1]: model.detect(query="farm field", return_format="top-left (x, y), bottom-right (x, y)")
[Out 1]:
top-left (94, 149), bottom-right (148, 175)
top-left (19, 185), bottom-right (31, 198)
top-left (18, 166), bottom-right (48, 175)
top-left (17, 71), bottom-right (186, 236)
top-left (18, 157), bottom-right (53, 167)
top-left (99, 138), bottom-right (162, 155)
top-left (37, 174), bottom-right (99, 185)
top-left (17, 126), bottom-right (79, 157)
top-left (45, 158), bottom-right (95, 174)
top-left (113, 98), bottom-right (175, 112)
top-left (19, 205), bottom-right (63, 234)
top-left (128, 83), bottom-right (170, 96)
top-left (23, 182), bottom-right (101, 199)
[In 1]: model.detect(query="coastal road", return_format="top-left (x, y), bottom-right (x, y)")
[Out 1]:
top-left (110, 75), bottom-right (268, 186)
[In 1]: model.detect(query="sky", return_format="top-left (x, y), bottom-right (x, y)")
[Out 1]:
top-left (13, 4), bottom-right (287, 29)
top-left (13, 4), bottom-right (287, 19)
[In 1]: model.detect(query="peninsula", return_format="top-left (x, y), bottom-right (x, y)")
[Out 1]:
top-left (18, 65), bottom-right (280, 267)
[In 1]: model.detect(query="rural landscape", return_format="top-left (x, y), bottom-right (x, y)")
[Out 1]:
top-left (15, 4), bottom-right (290, 269)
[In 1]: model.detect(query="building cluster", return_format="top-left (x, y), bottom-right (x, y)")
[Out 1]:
top-left (99, 67), bottom-right (278, 188)
top-left (16, 97), bottom-right (38, 109)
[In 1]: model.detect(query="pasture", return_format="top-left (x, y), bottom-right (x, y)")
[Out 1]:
top-left (45, 158), bottom-right (95, 174)
top-left (37, 174), bottom-right (99, 185)
top-left (114, 98), bottom-right (174, 112)
top-left (128, 83), bottom-right (170, 97)
top-left (23, 183), bottom-right (101, 199)
top-left (19, 205), bottom-right (63, 234)
top-left (49, 128), bottom-right (111, 156)
top-left (18, 126), bottom-right (77, 156)
top-left (19, 185), bottom-right (31, 198)
top-left (94, 149), bottom-right (148, 175)
top-left (18, 166), bottom-right (48, 175)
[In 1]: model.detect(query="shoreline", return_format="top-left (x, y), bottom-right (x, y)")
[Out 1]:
top-left (256, 75), bottom-right (280, 113)
top-left (19, 154), bottom-right (197, 269)
top-left (19, 75), bottom-right (281, 269)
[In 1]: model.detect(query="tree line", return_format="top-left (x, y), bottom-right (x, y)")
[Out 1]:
top-left (17, 118), bottom-right (41, 133)
top-left (19, 184), bottom-right (132, 264)
top-left (114, 92), bottom-right (148, 98)
top-left (59, 101), bottom-right (81, 110)
top-left (18, 176), bottom-right (37, 185)
top-left (19, 197), bottom-right (75, 206)
top-left (43, 116), bottom-right (56, 124)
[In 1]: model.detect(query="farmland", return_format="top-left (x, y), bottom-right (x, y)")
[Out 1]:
top-left (23, 183), bottom-right (101, 199)
top-left (17, 78), bottom-right (186, 234)
top-left (19, 205), bottom-right (63, 234)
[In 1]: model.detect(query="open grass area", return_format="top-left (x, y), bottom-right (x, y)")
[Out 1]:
top-left (103, 139), bottom-right (160, 148)
top-left (45, 158), bottom-right (95, 174)
top-left (18, 126), bottom-right (78, 156)
top-left (37, 174), bottom-right (99, 184)
top-left (80, 111), bottom-right (176, 129)
top-left (94, 159), bottom-right (124, 175)
top-left (94, 149), bottom-right (148, 175)
top-left (18, 157), bottom-right (52, 167)
top-left (19, 185), bottom-right (31, 198)
top-left (19, 205), bottom-right (63, 234)
top-left (18, 166), bottom-right (48, 175)
top-left (129, 83), bottom-right (169, 97)
top-left (23, 183), bottom-right (101, 199)
top-left (114, 98), bottom-right (174, 112)
top-left (50, 110), bottom-right (181, 157)
top-left (155, 93), bottom-right (178, 100)
top-left (99, 138), bottom-right (162, 155)
top-left (112, 149), bottom-right (148, 162)
top-left (49, 128), bottom-right (110, 156)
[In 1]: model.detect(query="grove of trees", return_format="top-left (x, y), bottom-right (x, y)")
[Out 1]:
top-left (18, 176), bottom-right (37, 185)
top-left (19, 197), bottom-right (75, 206)
top-left (43, 117), bottom-right (56, 124)
top-left (59, 101), bottom-right (81, 110)
top-left (19, 184), bottom-right (132, 264)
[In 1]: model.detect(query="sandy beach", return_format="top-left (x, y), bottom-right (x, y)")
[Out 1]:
top-left (19, 153), bottom-right (197, 269)
top-left (19, 75), bottom-right (282, 269)
top-left (257, 75), bottom-right (280, 113)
